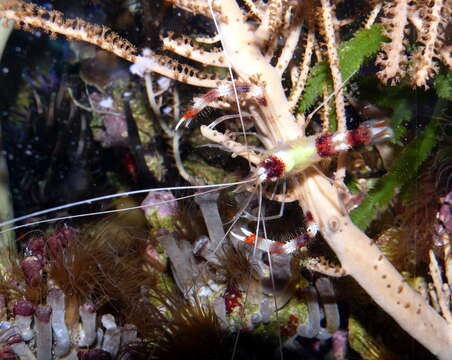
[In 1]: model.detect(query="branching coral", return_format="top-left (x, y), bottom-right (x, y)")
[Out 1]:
top-left (375, 0), bottom-right (411, 85)
top-left (376, 0), bottom-right (451, 87)
top-left (409, 0), bottom-right (449, 87)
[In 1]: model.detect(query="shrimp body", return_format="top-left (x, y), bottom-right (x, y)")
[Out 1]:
top-left (257, 119), bottom-right (393, 183)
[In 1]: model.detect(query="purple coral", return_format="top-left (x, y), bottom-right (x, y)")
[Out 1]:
top-left (90, 92), bottom-right (129, 147)
top-left (13, 300), bottom-right (34, 341)
top-left (21, 256), bottom-right (43, 287)
top-left (141, 191), bottom-right (178, 218)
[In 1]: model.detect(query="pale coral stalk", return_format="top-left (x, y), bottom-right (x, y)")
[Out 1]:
top-left (254, 0), bottom-right (284, 45)
top-left (242, 0), bottom-right (263, 19)
top-left (364, 1), bottom-right (383, 29)
top-left (297, 169), bottom-right (452, 359)
top-left (200, 126), bottom-right (262, 165)
top-left (161, 33), bottom-right (228, 67)
top-left (319, 0), bottom-right (347, 132)
top-left (214, 0), bottom-right (302, 143)
top-left (0, 1), bottom-right (225, 88)
top-left (275, 11), bottom-right (303, 74)
top-left (288, 26), bottom-right (315, 111)
top-left (3, 0), bottom-right (452, 357)
top-left (165, 0), bottom-right (214, 18)
top-left (303, 257), bottom-right (347, 277)
top-left (0, 1), bottom-right (136, 61)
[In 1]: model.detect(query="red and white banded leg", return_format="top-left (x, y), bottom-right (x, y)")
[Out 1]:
top-left (176, 83), bottom-right (265, 129)
top-left (315, 120), bottom-right (394, 157)
top-left (231, 212), bottom-right (318, 255)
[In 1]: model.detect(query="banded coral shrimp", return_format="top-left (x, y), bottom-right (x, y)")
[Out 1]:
top-left (3, 0), bottom-right (392, 358)
top-left (3, 0), bottom-right (445, 359)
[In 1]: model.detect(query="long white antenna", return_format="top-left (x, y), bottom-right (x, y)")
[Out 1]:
top-left (305, 70), bottom-right (358, 126)
top-left (0, 179), bottom-right (255, 230)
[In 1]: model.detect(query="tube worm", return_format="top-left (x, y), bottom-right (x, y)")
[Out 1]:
top-left (315, 277), bottom-right (340, 335)
top-left (0, 322), bottom-right (18, 343)
top-left (78, 304), bottom-right (97, 348)
top-left (47, 288), bottom-right (70, 357)
top-left (8, 335), bottom-right (36, 360)
top-left (297, 285), bottom-right (321, 338)
top-left (120, 324), bottom-right (138, 346)
top-left (20, 256), bottom-right (43, 287)
top-left (0, 295), bottom-right (6, 321)
top-left (12, 300), bottom-right (34, 341)
top-left (101, 314), bottom-right (120, 357)
top-left (34, 305), bottom-right (52, 360)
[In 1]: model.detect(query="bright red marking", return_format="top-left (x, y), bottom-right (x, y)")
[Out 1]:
top-left (269, 242), bottom-right (284, 255)
top-left (280, 314), bottom-right (299, 337)
top-left (121, 152), bottom-right (138, 181)
top-left (6, 335), bottom-right (23, 345)
top-left (244, 234), bottom-right (256, 246)
top-left (224, 287), bottom-right (242, 314)
top-left (315, 133), bottom-right (335, 157)
top-left (347, 126), bottom-right (371, 147)
top-left (261, 155), bottom-right (285, 180)
top-left (305, 211), bottom-right (314, 223)
top-left (373, 120), bottom-right (386, 128)
top-left (181, 108), bottom-right (198, 120)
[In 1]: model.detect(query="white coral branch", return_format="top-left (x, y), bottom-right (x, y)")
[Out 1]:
top-left (298, 169), bottom-right (452, 359)
top-left (376, 0), bottom-right (410, 85)
top-left (288, 27), bottom-right (315, 111)
top-left (319, 0), bottom-right (347, 132)
top-left (165, 0), bottom-right (214, 18)
top-left (364, 1), bottom-right (383, 29)
top-left (409, 0), bottom-right (446, 88)
top-left (162, 33), bottom-right (228, 67)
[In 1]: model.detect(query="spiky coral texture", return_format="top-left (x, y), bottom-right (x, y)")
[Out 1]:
top-left (1, 0), bottom-right (452, 358)
top-left (376, 0), bottom-right (451, 87)
top-left (409, 0), bottom-right (449, 87)
top-left (376, 0), bottom-right (410, 84)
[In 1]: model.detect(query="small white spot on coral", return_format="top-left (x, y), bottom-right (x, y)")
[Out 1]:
top-left (197, 286), bottom-right (213, 297)
top-left (162, 106), bottom-right (172, 115)
top-left (157, 76), bottom-right (171, 90)
top-left (130, 49), bottom-right (157, 77)
top-left (99, 97), bottom-right (114, 109)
